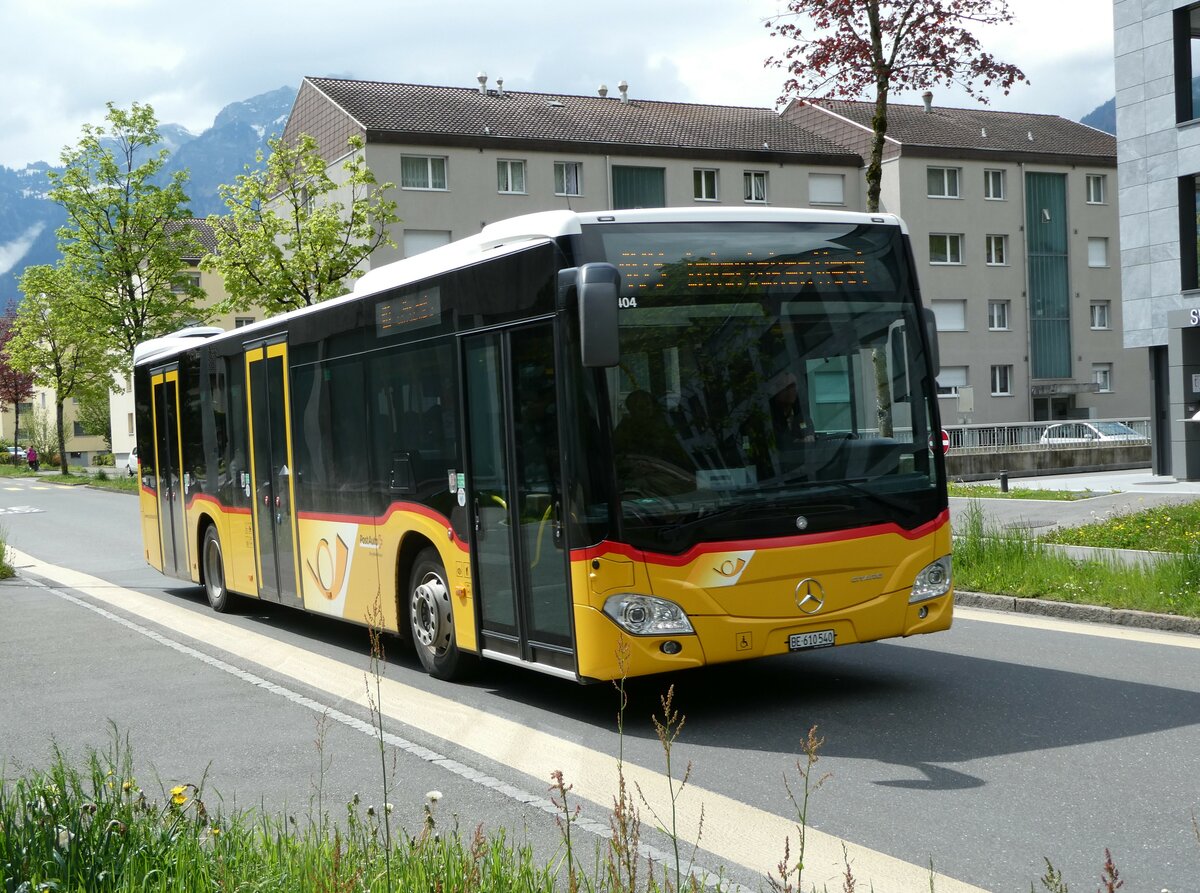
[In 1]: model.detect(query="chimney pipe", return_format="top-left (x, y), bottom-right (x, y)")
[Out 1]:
top-left (922, 91), bottom-right (933, 112)
top-left (618, 80), bottom-right (629, 103)
top-left (476, 71), bottom-right (488, 95)
top-left (496, 77), bottom-right (505, 97)
top-left (598, 83), bottom-right (608, 98)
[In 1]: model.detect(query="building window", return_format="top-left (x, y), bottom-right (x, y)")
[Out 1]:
top-left (936, 366), bottom-right (968, 398)
top-left (927, 166), bottom-right (961, 198)
top-left (986, 234), bottom-right (1008, 266)
top-left (127, 413), bottom-right (134, 436)
top-left (694, 168), bottom-right (719, 201)
top-left (1086, 174), bottom-right (1107, 204)
top-left (1090, 301), bottom-right (1111, 330)
top-left (171, 271), bottom-right (201, 294)
top-left (988, 300), bottom-right (1010, 331)
top-left (554, 161), bottom-right (582, 196)
top-left (744, 170), bottom-right (768, 203)
top-left (497, 159), bottom-right (526, 194)
top-left (1175, 4), bottom-right (1200, 122)
top-left (1093, 362), bottom-right (1113, 393)
top-left (234, 317), bottom-right (255, 328)
top-left (1180, 175), bottom-right (1200, 290)
top-left (808, 172), bottom-right (845, 205)
top-left (401, 155), bottom-right (448, 190)
top-left (984, 169), bottom-right (1006, 200)
top-left (931, 300), bottom-right (967, 331)
top-left (1087, 237), bottom-right (1109, 268)
top-left (929, 233), bottom-right (964, 265)
top-left (73, 421), bottom-right (86, 437)
top-left (403, 229), bottom-right (452, 257)
top-left (990, 365), bottom-right (1013, 396)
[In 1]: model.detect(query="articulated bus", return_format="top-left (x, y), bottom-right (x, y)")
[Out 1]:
top-left (133, 207), bottom-right (952, 683)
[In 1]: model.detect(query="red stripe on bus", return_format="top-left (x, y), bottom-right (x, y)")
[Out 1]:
top-left (570, 509), bottom-right (950, 567)
top-left (295, 502), bottom-right (469, 552)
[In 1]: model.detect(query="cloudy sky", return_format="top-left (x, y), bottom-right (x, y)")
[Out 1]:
top-left (0, 0), bottom-right (1115, 170)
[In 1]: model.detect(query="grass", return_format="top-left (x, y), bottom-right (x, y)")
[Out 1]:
top-left (947, 482), bottom-right (1096, 501)
top-left (1041, 499), bottom-right (1200, 552)
top-left (954, 500), bottom-right (1200, 617)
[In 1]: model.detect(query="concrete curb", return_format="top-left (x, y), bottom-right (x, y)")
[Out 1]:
top-left (955, 590), bottom-right (1200, 635)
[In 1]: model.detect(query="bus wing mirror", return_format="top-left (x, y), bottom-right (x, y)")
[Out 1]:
top-left (578, 262), bottom-right (620, 368)
top-left (923, 307), bottom-right (940, 375)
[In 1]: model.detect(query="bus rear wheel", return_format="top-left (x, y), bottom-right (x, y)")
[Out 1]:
top-left (408, 548), bottom-right (474, 680)
top-left (202, 526), bottom-right (231, 613)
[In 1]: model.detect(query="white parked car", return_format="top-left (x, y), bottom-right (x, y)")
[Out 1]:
top-left (1039, 421), bottom-right (1148, 445)
top-left (124, 446), bottom-right (138, 476)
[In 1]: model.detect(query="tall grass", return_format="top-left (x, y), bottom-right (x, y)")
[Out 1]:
top-left (954, 500), bottom-right (1200, 617)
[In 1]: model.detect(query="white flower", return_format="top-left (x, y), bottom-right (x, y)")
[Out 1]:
top-left (55, 826), bottom-right (73, 849)
top-left (425, 790), bottom-right (442, 803)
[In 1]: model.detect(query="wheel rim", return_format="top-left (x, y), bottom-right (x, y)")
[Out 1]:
top-left (411, 571), bottom-right (452, 655)
top-left (204, 536), bottom-right (224, 604)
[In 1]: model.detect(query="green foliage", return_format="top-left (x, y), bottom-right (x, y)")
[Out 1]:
top-left (1041, 501), bottom-right (1200, 553)
top-left (954, 500), bottom-right (1200, 616)
top-left (947, 482), bottom-right (1092, 501)
top-left (75, 389), bottom-right (114, 448)
top-left (46, 101), bottom-right (208, 365)
top-left (203, 133), bottom-right (400, 316)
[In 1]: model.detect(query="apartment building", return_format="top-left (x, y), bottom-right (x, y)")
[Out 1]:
top-left (1113, 0), bottom-right (1200, 478)
top-left (280, 75), bottom-right (865, 262)
top-left (786, 97), bottom-right (1145, 427)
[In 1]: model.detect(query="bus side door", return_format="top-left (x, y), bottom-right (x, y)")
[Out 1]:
top-left (150, 366), bottom-right (187, 578)
top-left (245, 339), bottom-right (302, 605)
top-left (463, 321), bottom-right (576, 679)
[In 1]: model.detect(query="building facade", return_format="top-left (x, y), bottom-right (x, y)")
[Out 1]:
top-left (787, 98), bottom-right (1146, 426)
top-left (1114, 0), bottom-right (1200, 477)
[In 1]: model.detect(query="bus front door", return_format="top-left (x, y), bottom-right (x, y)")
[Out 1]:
top-left (150, 367), bottom-right (187, 578)
top-left (464, 323), bottom-right (576, 678)
top-left (245, 340), bottom-right (301, 605)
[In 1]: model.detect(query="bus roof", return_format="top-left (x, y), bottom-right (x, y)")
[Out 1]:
top-left (134, 207), bottom-right (908, 367)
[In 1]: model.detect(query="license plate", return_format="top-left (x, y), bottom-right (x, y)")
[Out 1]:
top-left (788, 629), bottom-right (836, 652)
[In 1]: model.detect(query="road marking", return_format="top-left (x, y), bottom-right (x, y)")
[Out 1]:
top-left (11, 547), bottom-right (987, 893)
top-left (955, 605), bottom-right (1200, 649)
top-left (0, 506), bottom-right (43, 515)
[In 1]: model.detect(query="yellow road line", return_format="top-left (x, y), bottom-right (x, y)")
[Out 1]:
top-left (12, 547), bottom-right (987, 893)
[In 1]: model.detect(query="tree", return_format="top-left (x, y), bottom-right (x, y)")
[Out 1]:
top-left (0, 316), bottom-right (37, 461)
top-left (12, 265), bottom-right (114, 474)
top-left (766, 0), bottom-right (1027, 212)
top-left (47, 101), bottom-right (206, 367)
top-left (203, 133), bottom-right (400, 316)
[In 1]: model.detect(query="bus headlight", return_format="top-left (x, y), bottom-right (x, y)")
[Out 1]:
top-left (603, 594), bottom-right (695, 636)
top-left (910, 556), bottom-right (952, 603)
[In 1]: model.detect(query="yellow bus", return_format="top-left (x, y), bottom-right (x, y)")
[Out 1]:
top-left (133, 208), bottom-right (952, 683)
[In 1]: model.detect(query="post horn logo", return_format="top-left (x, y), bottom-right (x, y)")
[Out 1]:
top-left (794, 578), bottom-right (826, 615)
top-left (307, 533), bottom-right (350, 601)
top-left (714, 557), bottom-right (747, 578)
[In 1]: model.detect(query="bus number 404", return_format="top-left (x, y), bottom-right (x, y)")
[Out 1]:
top-left (618, 297), bottom-right (638, 308)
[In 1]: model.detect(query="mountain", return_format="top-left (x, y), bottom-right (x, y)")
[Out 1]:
top-left (1081, 98), bottom-right (1116, 135)
top-left (0, 85), bottom-right (297, 303)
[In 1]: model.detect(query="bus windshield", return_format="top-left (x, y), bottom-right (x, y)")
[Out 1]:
top-left (583, 220), bottom-right (942, 553)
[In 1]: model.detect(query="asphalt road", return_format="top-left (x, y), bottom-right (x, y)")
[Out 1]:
top-left (2, 478), bottom-right (1199, 892)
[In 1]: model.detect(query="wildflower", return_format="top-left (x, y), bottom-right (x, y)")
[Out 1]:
top-left (122, 780), bottom-right (133, 793)
top-left (170, 784), bottom-right (188, 806)
top-left (426, 790), bottom-right (442, 803)
top-left (385, 803), bottom-right (393, 815)
top-left (55, 826), bottom-right (73, 849)
top-left (367, 805), bottom-right (376, 817)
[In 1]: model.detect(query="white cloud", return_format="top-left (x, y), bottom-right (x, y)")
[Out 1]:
top-left (0, 0), bottom-right (1116, 168)
top-left (0, 223), bottom-right (46, 276)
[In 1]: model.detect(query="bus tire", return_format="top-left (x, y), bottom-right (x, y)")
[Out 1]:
top-left (408, 548), bottom-right (474, 680)
top-left (202, 525), bottom-right (232, 613)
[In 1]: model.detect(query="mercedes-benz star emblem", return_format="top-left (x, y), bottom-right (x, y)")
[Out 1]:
top-left (794, 577), bottom-right (826, 615)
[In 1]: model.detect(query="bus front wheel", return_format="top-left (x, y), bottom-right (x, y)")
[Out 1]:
top-left (202, 526), bottom-right (231, 613)
top-left (408, 548), bottom-right (474, 680)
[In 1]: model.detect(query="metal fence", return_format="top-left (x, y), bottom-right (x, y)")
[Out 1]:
top-left (944, 418), bottom-right (1151, 454)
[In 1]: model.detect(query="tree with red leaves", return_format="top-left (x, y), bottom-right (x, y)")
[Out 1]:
top-left (767, 0), bottom-right (1028, 211)
top-left (0, 316), bottom-right (37, 461)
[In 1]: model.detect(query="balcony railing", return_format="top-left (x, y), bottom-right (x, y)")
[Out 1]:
top-left (944, 419), bottom-right (1151, 454)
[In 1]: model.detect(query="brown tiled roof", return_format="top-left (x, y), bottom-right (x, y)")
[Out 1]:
top-left (804, 99), bottom-right (1114, 161)
top-left (301, 76), bottom-right (861, 165)
top-left (165, 218), bottom-right (218, 260)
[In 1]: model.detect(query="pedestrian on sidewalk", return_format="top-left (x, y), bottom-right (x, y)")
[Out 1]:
top-left (26, 446), bottom-right (38, 472)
